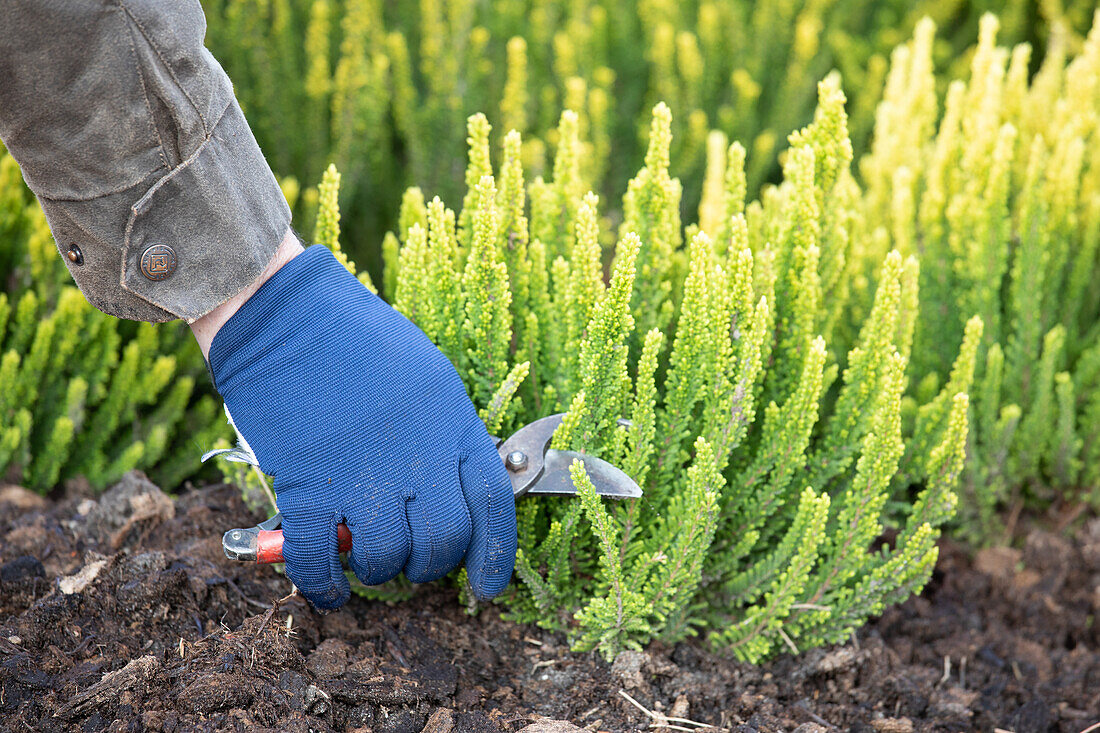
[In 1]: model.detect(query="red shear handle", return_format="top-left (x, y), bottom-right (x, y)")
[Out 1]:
top-left (256, 523), bottom-right (354, 564)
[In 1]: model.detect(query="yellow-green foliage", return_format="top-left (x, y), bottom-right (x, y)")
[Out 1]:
top-left (322, 78), bottom-right (972, 662)
top-left (860, 12), bottom-right (1100, 538)
top-left (200, 0), bottom-right (1095, 270)
top-left (0, 146), bottom-right (228, 493)
top-left (4, 0), bottom-right (1097, 661)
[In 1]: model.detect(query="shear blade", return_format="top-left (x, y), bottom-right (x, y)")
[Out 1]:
top-left (526, 449), bottom-right (642, 499)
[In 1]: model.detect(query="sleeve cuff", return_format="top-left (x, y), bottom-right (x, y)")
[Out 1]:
top-left (120, 98), bottom-right (292, 321)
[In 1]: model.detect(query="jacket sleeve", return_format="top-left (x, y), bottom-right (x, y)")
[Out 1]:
top-left (0, 0), bottom-right (291, 322)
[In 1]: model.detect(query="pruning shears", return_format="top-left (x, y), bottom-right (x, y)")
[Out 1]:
top-left (207, 413), bottom-right (642, 564)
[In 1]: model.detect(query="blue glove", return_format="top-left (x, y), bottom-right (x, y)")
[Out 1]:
top-left (209, 244), bottom-right (517, 609)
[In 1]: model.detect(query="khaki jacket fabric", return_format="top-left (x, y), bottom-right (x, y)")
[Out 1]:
top-left (0, 0), bottom-right (290, 322)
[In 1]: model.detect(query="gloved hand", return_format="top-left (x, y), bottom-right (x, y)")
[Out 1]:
top-left (208, 244), bottom-right (517, 610)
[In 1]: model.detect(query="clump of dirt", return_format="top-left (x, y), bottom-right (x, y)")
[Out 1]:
top-left (1, 473), bottom-right (1098, 732)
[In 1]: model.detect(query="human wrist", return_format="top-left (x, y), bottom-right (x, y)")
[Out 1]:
top-left (190, 226), bottom-right (304, 358)
top-left (207, 244), bottom-right (365, 395)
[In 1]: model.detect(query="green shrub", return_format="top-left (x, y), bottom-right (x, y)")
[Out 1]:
top-left (201, 0), bottom-right (1097, 271)
top-left (1, 0), bottom-right (1095, 661)
top-left (857, 13), bottom-right (1100, 540)
top-left (0, 148), bottom-right (227, 493)
top-left (310, 73), bottom-right (972, 661)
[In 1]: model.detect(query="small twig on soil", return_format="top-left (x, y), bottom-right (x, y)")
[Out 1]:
top-left (1076, 721), bottom-right (1100, 733)
top-left (938, 656), bottom-right (951, 686)
top-left (223, 577), bottom-right (270, 610)
top-left (524, 636), bottom-right (544, 646)
top-left (65, 634), bottom-right (96, 657)
top-left (237, 588), bottom-right (298, 642)
top-left (250, 598), bottom-right (286, 642)
top-left (54, 656), bottom-right (159, 719)
top-left (532, 659), bottom-right (556, 670)
top-left (793, 700), bottom-right (831, 728)
top-left (618, 690), bottom-right (727, 731)
top-left (382, 624), bottom-right (411, 667)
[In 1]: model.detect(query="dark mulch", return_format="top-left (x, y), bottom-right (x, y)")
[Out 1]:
top-left (1, 473), bottom-right (1097, 732)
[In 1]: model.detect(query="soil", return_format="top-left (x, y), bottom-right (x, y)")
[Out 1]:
top-left (1, 473), bottom-right (1098, 733)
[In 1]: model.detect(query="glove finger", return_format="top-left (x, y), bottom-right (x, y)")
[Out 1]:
top-left (458, 440), bottom-right (517, 600)
top-left (281, 510), bottom-right (350, 611)
top-left (403, 466), bottom-right (473, 583)
top-left (345, 496), bottom-right (411, 587)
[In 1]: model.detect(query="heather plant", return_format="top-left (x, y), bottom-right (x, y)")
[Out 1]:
top-left (311, 86), bottom-right (972, 662)
top-left (856, 12), bottom-right (1100, 540)
top-left (0, 146), bottom-right (228, 493)
top-left (3, 0), bottom-right (1095, 662)
top-left (200, 0), bottom-right (1096, 268)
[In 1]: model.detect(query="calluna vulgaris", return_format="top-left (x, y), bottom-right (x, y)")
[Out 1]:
top-left (2, 9), bottom-right (1100, 664)
top-left (201, 0), bottom-right (1097, 255)
top-left (0, 152), bottom-right (226, 492)
top-left (315, 71), bottom-right (970, 661)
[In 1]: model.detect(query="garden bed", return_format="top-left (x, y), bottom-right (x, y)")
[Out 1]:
top-left (0, 473), bottom-right (1097, 732)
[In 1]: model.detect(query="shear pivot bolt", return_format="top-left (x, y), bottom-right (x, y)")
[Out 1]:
top-left (506, 450), bottom-right (528, 472)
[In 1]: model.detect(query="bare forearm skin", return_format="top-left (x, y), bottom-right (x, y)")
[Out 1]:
top-left (190, 227), bottom-right (304, 358)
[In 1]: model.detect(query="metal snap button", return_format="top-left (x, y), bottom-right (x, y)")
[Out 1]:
top-left (140, 244), bottom-right (178, 281)
top-left (66, 244), bottom-right (83, 266)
